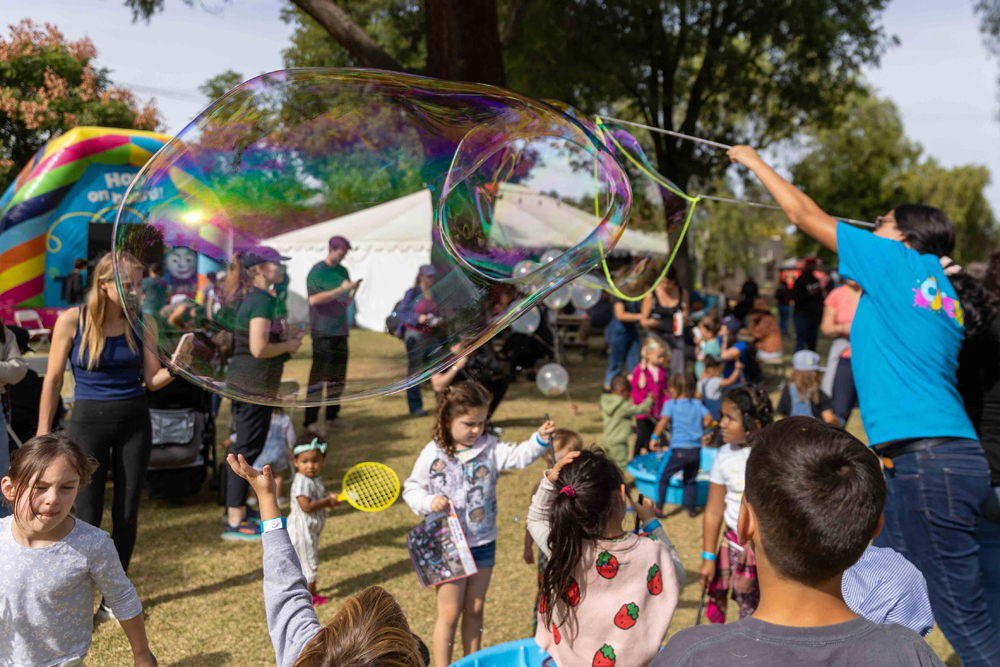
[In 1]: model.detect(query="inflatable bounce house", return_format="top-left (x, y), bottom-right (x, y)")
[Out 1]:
top-left (0, 126), bottom-right (226, 328)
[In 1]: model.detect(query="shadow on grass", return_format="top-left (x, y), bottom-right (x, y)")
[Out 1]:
top-left (321, 557), bottom-right (415, 597)
top-left (319, 523), bottom-right (411, 559)
top-left (143, 567), bottom-right (264, 611)
top-left (166, 652), bottom-right (232, 667)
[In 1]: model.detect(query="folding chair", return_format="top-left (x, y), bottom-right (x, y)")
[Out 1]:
top-left (14, 309), bottom-right (51, 343)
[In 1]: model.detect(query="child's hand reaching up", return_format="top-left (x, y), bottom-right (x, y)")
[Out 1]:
top-left (228, 453), bottom-right (276, 498)
top-left (539, 419), bottom-right (557, 440)
top-left (547, 450), bottom-right (581, 483)
top-left (227, 454), bottom-right (281, 521)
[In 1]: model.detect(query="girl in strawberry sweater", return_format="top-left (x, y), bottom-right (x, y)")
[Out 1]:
top-left (527, 449), bottom-right (684, 667)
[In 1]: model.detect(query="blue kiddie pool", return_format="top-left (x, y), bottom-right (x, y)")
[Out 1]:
top-left (450, 638), bottom-right (554, 667)
top-left (627, 448), bottom-right (718, 507)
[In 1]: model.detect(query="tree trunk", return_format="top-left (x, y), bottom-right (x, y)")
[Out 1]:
top-left (425, 0), bottom-right (506, 86)
top-left (290, 0), bottom-right (403, 71)
top-left (656, 144), bottom-right (696, 291)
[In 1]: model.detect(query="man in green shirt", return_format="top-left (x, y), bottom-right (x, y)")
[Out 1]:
top-left (304, 235), bottom-right (359, 433)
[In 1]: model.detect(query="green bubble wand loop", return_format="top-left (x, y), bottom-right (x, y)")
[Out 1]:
top-left (591, 116), bottom-right (701, 302)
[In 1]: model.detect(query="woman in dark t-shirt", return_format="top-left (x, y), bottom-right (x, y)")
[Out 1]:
top-left (221, 247), bottom-right (304, 541)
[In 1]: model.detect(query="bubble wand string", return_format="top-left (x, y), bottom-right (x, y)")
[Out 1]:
top-left (595, 116), bottom-right (876, 229)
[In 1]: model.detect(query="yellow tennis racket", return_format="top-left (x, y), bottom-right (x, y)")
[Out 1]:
top-left (336, 462), bottom-right (400, 512)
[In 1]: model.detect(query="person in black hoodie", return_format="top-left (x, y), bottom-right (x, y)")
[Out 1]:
top-left (792, 260), bottom-right (824, 352)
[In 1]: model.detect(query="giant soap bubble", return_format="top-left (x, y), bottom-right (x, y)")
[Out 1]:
top-left (113, 70), bottom-right (631, 406)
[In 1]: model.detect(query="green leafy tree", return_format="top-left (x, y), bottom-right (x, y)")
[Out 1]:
top-left (901, 159), bottom-right (997, 264)
top-left (790, 92), bottom-right (997, 264)
top-left (976, 0), bottom-right (1000, 116)
top-left (694, 180), bottom-right (785, 279)
top-left (199, 69), bottom-right (244, 102)
top-left (0, 19), bottom-right (162, 192)
top-left (503, 0), bottom-right (897, 285)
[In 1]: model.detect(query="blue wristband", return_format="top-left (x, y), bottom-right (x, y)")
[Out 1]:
top-left (702, 551), bottom-right (717, 561)
top-left (642, 519), bottom-right (662, 533)
top-left (261, 517), bottom-right (286, 533)
top-left (650, 434), bottom-right (660, 441)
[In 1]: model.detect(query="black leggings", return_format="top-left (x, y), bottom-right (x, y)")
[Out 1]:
top-left (227, 400), bottom-right (272, 509)
top-left (304, 334), bottom-right (348, 426)
top-left (69, 397), bottom-right (152, 573)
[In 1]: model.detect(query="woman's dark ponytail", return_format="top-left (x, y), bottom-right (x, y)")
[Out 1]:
top-left (894, 204), bottom-right (995, 338)
top-left (540, 449), bottom-right (624, 630)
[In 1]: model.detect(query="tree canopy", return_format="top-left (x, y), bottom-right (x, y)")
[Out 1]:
top-left (790, 92), bottom-right (997, 264)
top-left (0, 19), bottom-right (162, 193)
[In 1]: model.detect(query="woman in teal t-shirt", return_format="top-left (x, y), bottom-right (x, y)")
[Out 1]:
top-left (221, 246), bottom-right (304, 542)
top-left (728, 145), bottom-right (999, 667)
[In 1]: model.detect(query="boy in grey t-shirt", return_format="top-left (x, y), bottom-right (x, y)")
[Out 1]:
top-left (653, 417), bottom-right (944, 667)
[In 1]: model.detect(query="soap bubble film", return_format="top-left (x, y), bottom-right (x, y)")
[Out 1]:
top-left (112, 70), bottom-right (630, 405)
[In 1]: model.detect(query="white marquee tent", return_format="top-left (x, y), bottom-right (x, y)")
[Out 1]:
top-left (266, 187), bottom-right (668, 331)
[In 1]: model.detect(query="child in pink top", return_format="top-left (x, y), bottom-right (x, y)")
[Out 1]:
top-left (527, 449), bottom-right (683, 667)
top-left (631, 334), bottom-right (671, 457)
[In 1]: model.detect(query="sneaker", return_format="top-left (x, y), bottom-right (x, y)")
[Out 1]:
top-left (94, 601), bottom-right (116, 622)
top-left (325, 417), bottom-right (354, 432)
top-left (411, 409), bottom-right (428, 418)
top-left (312, 594), bottom-right (329, 607)
top-left (219, 507), bottom-right (262, 524)
top-left (221, 520), bottom-right (262, 541)
top-left (304, 422), bottom-right (323, 435)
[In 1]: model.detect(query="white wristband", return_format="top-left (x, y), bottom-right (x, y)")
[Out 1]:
top-left (261, 517), bottom-right (286, 533)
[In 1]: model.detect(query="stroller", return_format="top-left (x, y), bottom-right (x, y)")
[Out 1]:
top-left (145, 376), bottom-right (219, 500)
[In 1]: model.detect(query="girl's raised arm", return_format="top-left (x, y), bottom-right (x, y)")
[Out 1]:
top-left (727, 146), bottom-right (839, 252)
top-left (526, 474), bottom-right (557, 559)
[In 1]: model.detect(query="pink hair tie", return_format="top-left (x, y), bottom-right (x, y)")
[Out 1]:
top-left (559, 485), bottom-right (576, 498)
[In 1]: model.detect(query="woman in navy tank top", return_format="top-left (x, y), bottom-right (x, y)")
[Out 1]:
top-left (38, 253), bottom-right (185, 618)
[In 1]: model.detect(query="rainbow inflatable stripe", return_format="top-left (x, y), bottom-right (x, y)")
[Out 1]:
top-left (0, 126), bottom-right (174, 308)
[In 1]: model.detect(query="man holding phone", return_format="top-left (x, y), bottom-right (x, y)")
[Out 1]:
top-left (304, 235), bottom-right (359, 433)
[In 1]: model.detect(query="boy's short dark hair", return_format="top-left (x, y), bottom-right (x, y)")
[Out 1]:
top-left (73, 258), bottom-right (88, 270)
top-left (745, 417), bottom-right (886, 583)
top-left (610, 375), bottom-right (630, 394)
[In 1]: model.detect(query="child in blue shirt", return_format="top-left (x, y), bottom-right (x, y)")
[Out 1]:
top-left (651, 372), bottom-right (712, 517)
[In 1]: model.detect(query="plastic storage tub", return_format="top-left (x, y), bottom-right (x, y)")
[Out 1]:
top-left (450, 638), bottom-right (554, 667)
top-left (627, 448), bottom-right (718, 506)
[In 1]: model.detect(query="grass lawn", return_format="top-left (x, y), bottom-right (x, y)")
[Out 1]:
top-left (70, 331), bottom-right (959, 666)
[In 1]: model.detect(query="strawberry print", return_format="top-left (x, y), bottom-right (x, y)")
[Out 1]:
top-left (596, 550), bottom-right (619, 579)
top-left (538, 594), bottom-right (547, 614)
top-left (564, 578), bottom-right (581, 606)
top-left (593, 644), bottom-right (616, 667)
top-left (647, 564), bottom-right (663, 595)
top-left (553, 623), bottom-right (561, 644)
top-left (613, 602), bottom-right (639, 630)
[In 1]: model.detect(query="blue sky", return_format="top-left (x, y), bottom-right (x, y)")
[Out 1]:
top-left (3, 0), bottom-right (999, 211)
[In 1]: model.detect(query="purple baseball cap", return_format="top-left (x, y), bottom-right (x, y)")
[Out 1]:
top-left (329, 235), bottom-right (352, 251)
top-left (242, 246), bottom-right (291, 268)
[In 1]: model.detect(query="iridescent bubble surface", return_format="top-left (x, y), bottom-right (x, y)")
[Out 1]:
top-left (112, 69), bottom-right (630, 405)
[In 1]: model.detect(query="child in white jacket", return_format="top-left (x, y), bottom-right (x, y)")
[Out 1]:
top-left (403, 381), bottom-right (554, 667)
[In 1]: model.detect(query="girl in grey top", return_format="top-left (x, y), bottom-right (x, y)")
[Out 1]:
top-left (0, 434), bottom-right (154, 667)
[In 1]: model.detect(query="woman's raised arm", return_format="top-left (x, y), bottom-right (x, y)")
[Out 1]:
top-left (727, 146), bottom-right (839, 252)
